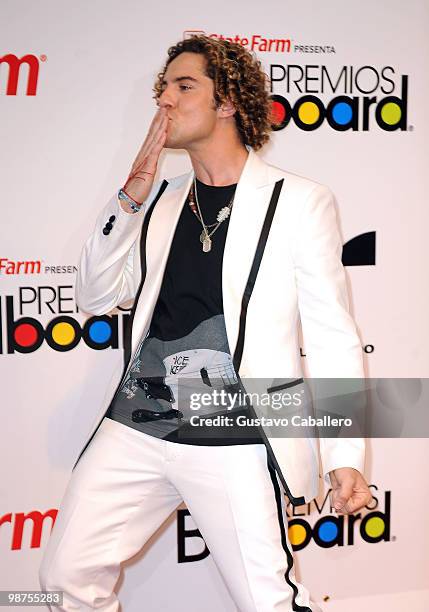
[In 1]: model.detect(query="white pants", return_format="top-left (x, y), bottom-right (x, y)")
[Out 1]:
top-left (39, 417), bottom-right (321, 612)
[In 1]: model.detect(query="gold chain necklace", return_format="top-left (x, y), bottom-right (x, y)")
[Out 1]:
top-left (188, 178), bottom-right (235, 253)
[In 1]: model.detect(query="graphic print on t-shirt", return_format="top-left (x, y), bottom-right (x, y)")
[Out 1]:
top-left (106, 179), bottom-right (262, 445)
top-left (109, 314), bottom-right (242, 439)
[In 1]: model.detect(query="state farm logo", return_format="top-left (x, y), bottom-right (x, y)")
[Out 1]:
top-left (184, 30), bottom-right (292, 53)
top-left (0, 53), bottom-right (45, 96)
top-left (0, 258), bottom-right (41, 275)
top-left (0, 258), bottom-right (77, 275)
top-left (1, 508), bottom-right (57, 550)
top-left (184, 31), bottom-right (338, 55)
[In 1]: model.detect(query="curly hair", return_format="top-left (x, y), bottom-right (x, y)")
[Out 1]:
top-left (153, 35), bottom-right (272, 150)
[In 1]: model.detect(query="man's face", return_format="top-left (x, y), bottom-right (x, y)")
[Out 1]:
top-left (158, 52), bottom-right (220, 150)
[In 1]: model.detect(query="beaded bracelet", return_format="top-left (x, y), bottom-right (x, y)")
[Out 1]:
top-left (118, 188), bottom-right (144, 213)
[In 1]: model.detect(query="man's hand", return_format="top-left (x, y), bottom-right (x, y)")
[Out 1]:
top-left (329, 467), bottom-right (372, 514)
top-left (122, 107), bottom-right (169, 206)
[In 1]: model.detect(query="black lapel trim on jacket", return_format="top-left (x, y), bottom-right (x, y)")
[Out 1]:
top-left (121, 179), bottom-right (169, 376)
top-left (267, 378), bottom-right (304, 393)
top-left (230, 177), bottom-right (306, 507)
top-left (267, 458), bottom-right (313, 612)
top-left (232, 178), bottom-right (284, 374)
top-left (71, 179), bottom-right (168, 471)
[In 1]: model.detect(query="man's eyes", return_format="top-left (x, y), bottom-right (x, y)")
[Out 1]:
top-left (179, 84), bottom-right (192, 91)
top-left (158, 83), bottom-right (193, 94)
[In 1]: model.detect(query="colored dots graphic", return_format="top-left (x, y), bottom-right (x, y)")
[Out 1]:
top-left (332, 102), bottom-right (353, 125)
top-left (14, 323), bottom-right (38, 347)
top-left (271, 100), bottom-right (286, 125)
top-left (88, 320), bottom-right (112, 343)
top-left (51, 322), bottom-right (76, 346)
top-left (364, 516), bottom-right (385, 538)
top-left (297, 101), bottom-right (320, 124)
top-left (317, 521), bottom-right (338, 543)
top-left (288, 523), bottom-right (307, 546)
top-left (380, 102), bottom-right (401, 125)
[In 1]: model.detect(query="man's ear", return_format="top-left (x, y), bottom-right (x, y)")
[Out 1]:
top-left (217, 98), bottom-right (236, 118)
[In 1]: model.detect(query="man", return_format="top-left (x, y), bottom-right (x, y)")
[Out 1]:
top-left (39, 35), bottom-right (372, 611)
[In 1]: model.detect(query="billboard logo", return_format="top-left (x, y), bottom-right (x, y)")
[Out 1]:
top-left (270, 65), bottom-right (409, 131)
top-left (288, 491), bottom-right (391, 550)
top-left (0, 288), bottom-right (129, 354)
top-left (177, 488), bottom-right (391, 561)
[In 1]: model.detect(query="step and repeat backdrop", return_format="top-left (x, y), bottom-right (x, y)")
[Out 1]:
top-left (1, 1), bottom-right (428, 610)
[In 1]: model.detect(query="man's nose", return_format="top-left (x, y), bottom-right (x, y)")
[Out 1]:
top-left (158, 89), bottom-right (175, 109)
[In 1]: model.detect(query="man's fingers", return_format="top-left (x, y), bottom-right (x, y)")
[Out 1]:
top-left (146, 106), bottom-right (167, 137)
top-left (145, 114), bottom-right (167, 155)
top-left (130, 108), bottom-right (167, 172)
top-left (333, 478), bottom-right (354, 510)
top-left (343, 491), bottom-right (369, 513)
top-left (149, 123), bottom-right (168, 156)
top-left (336, 489), bottom-right (372, 514)
top-left (129, 115), bottom-right (168, 181)
top-left (135, 113), bottom-right (168, 173)
top-left (145, 108), bottom-right (167, 148)
top-left (333, 484), bottom-right (372, 514)
top-left (329, 469), bottom-right (372, 515)
top-left (147, 107), bottom-right (168, 142)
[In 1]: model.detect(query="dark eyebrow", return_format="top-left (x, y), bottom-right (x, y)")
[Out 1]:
top-left (161, 76), bottom-right (199, 86)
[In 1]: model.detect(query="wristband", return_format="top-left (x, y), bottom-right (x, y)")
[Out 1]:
top-left (118, 188), bottom-right (144, 213)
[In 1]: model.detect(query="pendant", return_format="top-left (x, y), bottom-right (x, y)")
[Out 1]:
top-left (200, 229), bottom-right (212, 252)
top-left (203, 236), bottom-right (212, 252)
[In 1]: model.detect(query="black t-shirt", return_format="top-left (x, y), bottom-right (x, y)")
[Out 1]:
top-left (106, 178), bottom-right (262, 445)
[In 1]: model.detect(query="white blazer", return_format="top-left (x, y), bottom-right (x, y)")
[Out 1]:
top-left (74, 148), bottom-right (365, 505)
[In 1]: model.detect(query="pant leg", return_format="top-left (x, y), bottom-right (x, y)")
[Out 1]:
top-left (39, 418), bottom-right (183, 611)
top-left (168, 442), bottom-right (322, 612)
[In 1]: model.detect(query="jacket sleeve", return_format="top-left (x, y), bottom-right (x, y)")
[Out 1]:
top-left (292, 183), bottom-right (366, 482)
top-left (75, 184), bottom-right (159, 316)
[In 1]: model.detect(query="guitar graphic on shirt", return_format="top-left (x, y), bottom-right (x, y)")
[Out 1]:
top-left (121, 348), bottom-right (243, 422)
top-left (162, 348), bottom-right (240, 405)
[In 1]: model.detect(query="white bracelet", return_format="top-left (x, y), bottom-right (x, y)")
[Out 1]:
top-left (118, 188), bottom-right (143, 213)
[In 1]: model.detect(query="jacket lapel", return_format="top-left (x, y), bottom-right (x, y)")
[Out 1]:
top-left (130, 171), bottom-right (194, 353)
top-left (131, 149), bottom-right (278, 368)
top-left (222, 149), bottom-right (278, 370)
